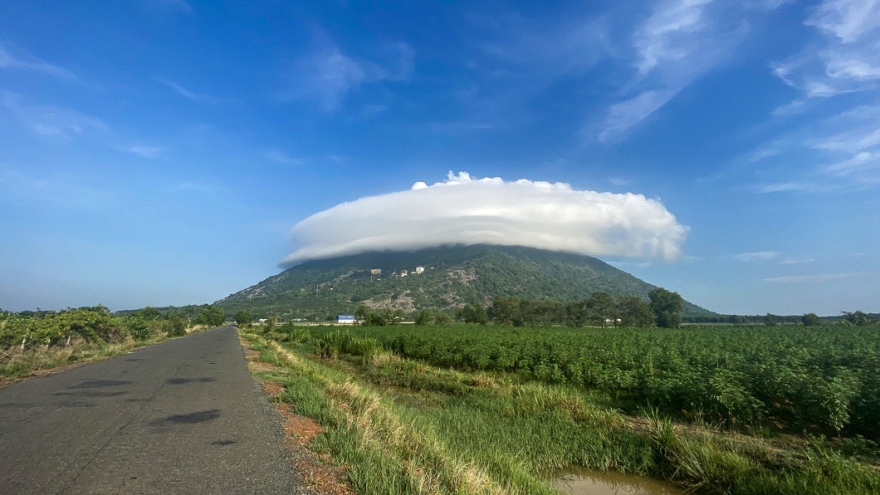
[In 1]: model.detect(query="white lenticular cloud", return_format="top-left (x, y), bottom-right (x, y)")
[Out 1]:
top-left (282, 172), bottom-right (689, 265)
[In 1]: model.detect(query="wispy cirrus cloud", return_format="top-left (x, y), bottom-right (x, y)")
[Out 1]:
top-left (764, 272), bottom-right (856, 283)
top-left (755, 2), bottom-right (880, 192)
top-left (279, 29), bottom-right (414, 112)
top-left (265, 150), bottom-right (303, 166)
top-left (750, 145), bottom-right (784, 162)
top-left (750, 0), bottom-right (880, 189)
top-left (779, 256), bottom-right (815, 264)
top-left (2, 91), bottom-right (160, 157)
top-left (599, 89), bottom-right (678, 143)
top-left (632, 0), bottom-right (715, 76)
top-left (774, 0), bottom-right (880, 99)
top-left (1, 91), bottom-right (107, 139)
top-left (596, 0), bottom-right (781, 144)
top-left (0, 44), bottom-right (77, 81)
top-left (471, 11), bottom-right (611, 74)
top-left (122, 145), bottom-right (161, 158)
top-left (734, 251), bottom-right (779, 262)
top-left (749, 181), bottom-right (831, 194)
top-left (428, 121), bottom-right (497, 133)
top-left (439, 11), bottom-right (614, 135)
top-left (157, 77), bottom-right (227, 104)
top-left (805, 104), bottom-right (880, 183)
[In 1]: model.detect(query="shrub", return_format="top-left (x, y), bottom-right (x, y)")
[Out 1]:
top-left (163, 315), bottom-right (187, 337)
top-left (126, 317), bottom-right (152, 341)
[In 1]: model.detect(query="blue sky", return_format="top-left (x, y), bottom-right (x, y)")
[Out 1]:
top-left (2, 0), bottom-right (879, 315)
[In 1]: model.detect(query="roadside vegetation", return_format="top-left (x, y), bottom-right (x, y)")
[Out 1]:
top-left (0, 304), bottom-right (226, 382)
top-left (242, 323), bottom-right (880, 494)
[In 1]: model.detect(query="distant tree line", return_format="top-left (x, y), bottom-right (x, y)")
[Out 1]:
top-left (414, 308), bottom-right (452, 325)
top-left (355, 304), bottom-right (407, 326)
top-left (840, 311), bottom-right (878, 326)
top-left (349, 288), bottom-right (683, 329)
top-left (218, 283), bottom-right (878, 329)
top-left (684, 311), bottom-right (878, 326)
top-left (481, 288), bottom-right (682, 328)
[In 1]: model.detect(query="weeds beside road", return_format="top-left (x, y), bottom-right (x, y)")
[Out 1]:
top-left (1, 322), bottom-right (212, 386)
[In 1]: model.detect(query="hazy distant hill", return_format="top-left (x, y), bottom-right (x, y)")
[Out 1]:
top-left (216, 245), bottom-right (714, 320)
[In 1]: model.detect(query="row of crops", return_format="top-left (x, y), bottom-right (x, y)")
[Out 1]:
top-left (303, 324), bottom-right (880, 438)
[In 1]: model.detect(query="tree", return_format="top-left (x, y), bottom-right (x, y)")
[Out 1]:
top-left (564, 300), bottom-right (589, 327)
top-left (764, 313), bottom-right (778, 327)
top-left (135, 306), bottom-right (161, 321)
top-left (491, 297), bottom-right (522, 326)
top-left (54, 308), bottom-right (116, 344)
top-left (364, 311), bottom-right (386, 326)
top-left (843, 311), bottom-right (871, 326)
top-left (540, 300), bottom-right (564, 326)
top-left (617, 296), bottom-right (655, 327)
top-left (355, 304), bottom-right (368, 322)
top-left (126, 316), bottom-right (152, 341)
top-left (262, 316), bottom-right (276, 333)
top-left (519, 299), bottom-right (541, 326)
top-left (587, 292), bottom-right (616, 326)
top-left (649, 288), bottom-right (684, 328)
top-left (459, 303), bottom-right (489, 325)
top-left (382, 308), bottom-right (405, 325)
top-left (802, 313), bottom-right (821, 326)
top-left (469, 302), bottom-right (489, 325)
top-left (415, 309), bottom-right (434, 325)
top-left (194, 305), bottom-right (225, 327)
top-left (163, 314), bottom-right (187, 337)
top-left (233, 310), bottom-right (252, 326)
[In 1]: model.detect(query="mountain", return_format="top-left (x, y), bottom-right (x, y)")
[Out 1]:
top-left (216, 245), bottom-right (715, 320)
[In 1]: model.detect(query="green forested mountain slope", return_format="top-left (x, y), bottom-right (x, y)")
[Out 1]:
top-left (216, 245), bottom-right (714, 320)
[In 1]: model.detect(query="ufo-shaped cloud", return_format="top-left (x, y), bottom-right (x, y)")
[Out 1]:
top-left (283, 171), bottom-right (688, 265)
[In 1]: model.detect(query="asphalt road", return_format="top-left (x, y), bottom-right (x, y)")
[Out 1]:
top-left (0, 325), bottom-right (303, 494)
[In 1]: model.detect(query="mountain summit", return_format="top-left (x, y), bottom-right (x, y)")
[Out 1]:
top-left (217, 245), bottom-right (713, 320)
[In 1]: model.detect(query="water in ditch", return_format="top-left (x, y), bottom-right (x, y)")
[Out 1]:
top-left (551, 469), bottom-right (684, 495)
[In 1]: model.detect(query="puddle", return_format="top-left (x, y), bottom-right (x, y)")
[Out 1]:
top-left (552, 469), bottom-right (684, 495)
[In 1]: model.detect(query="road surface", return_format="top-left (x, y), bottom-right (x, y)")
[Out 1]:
top-left (0, 325), bottom-right (304, 494)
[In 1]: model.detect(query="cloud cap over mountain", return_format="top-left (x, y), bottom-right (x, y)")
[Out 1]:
top-left (282, 172), bottom-right (688, 265)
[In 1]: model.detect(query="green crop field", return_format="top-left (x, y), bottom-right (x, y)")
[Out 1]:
top-left (245, 323), bottom-right (880, 494)
top-left (305, 324), bottom-right (880, 438)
